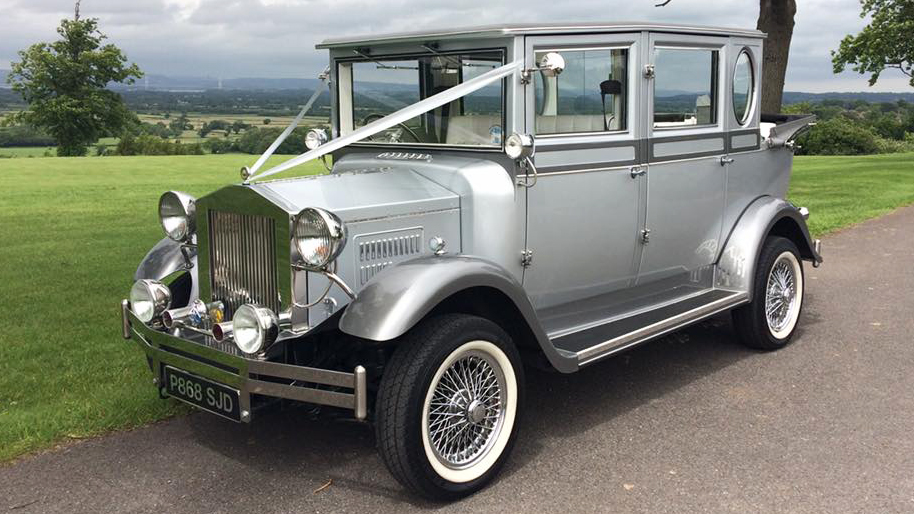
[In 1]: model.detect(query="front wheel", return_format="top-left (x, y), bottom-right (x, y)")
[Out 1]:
top-left (375, 314), bottom-right (524, 500)
top-left (732, 236), bottom-right (805, 350)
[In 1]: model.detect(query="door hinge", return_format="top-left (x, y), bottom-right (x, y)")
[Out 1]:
top-left (640, 229), bottom-right (651, 244)
top-left (521, 249), bottom-right (534, 268)
top-left (643, 64), bottom-right (655, 79)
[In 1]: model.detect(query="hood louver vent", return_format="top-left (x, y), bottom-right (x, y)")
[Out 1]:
top-left (355, 228), bottom-right (423, 285)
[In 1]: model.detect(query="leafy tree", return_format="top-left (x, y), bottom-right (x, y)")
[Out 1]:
top-left (832, 0), bottom-right (914, 87)
top-left (231, 120), bottom-right (250, 134)
top-left (169, 112), bottom-right (190, 133)
top-left (263, 118), bottom-right (272, 125)
top-left (4, 5), bottom-right (142, 156)
top-left (795, 117), bottom-right (880, 155)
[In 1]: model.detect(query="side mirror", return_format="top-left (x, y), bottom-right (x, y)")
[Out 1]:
top-left (520, 52), bottom-right (565, 84)
top-left (538, 52), bottom-right (565, 77)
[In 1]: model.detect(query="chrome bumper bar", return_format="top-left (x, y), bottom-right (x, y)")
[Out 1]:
top-left (121, 299), bottom-right (367, 422)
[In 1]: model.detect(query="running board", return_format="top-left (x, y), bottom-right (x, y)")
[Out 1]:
top-left (551, 289), bottom-right (748, 367)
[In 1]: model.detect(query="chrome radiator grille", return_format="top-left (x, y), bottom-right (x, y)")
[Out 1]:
top-left (208, 210), bottom-right (281, 318)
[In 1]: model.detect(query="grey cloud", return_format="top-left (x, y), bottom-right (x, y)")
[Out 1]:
top-left (0, 0), bottom-right (907, 92)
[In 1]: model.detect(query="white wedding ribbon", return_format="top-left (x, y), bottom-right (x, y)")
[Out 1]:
top-left (247, 59), bottom-right (522, 182)
top-left (247, 68), bottom-right (330, 176)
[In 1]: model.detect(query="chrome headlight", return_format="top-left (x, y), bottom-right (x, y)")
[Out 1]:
top-left (292, 207), bottom-right (347, 270)
top-left (232, 304), bottom-right (279, 354)
top-left (129, 279), bottom-right (171, 323)
top-left (158, 191), bottom-right (196, 242)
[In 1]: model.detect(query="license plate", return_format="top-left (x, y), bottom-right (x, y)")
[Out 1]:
top-left (163, 366), bottom-right (241, 421)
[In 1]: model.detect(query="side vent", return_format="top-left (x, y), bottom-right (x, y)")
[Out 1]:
top-left (355, 227), bottom-right (423, 285)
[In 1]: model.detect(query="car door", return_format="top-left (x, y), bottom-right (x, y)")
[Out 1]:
top-left (637, 34), bottom-right (728, 291)
top-left (521, 33), bottom-right (644, 337)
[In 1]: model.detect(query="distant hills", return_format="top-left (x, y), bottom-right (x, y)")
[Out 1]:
top-left (781, 91), bottom-right (914, 104)
top-left (2, 69), bottom-right (913, 103)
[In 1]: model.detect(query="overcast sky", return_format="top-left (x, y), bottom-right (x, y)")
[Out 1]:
top-left (0, 0), bottom-right (910, 92)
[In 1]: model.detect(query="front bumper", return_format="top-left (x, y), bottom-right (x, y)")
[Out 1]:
top-left (121, 300), bottom-right (367, 422)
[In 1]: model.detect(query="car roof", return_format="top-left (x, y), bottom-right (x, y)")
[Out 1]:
top-left (316, 22), bottom-right (765, 49)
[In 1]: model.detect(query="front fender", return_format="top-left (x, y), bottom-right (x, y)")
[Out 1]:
top-left (716, 196), bottom-right (822, 295)
top-left (134, 237), bottom-right (198, 300)
top-left (338, 255), bottom-right (573, 371)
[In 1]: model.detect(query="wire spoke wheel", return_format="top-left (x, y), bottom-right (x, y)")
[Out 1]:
top-left (764, 251), bottom-right (803, 338)
top-left (425, 347), bottom-right (507, 470)
top-left (376, 314), bottom-right (522, 498)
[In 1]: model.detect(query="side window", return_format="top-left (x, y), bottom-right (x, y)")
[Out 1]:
top-left (534, 48), bottom-right (628, 135)
top-left (732, 50), bottom-right (754, 125)
top-left (653, 48), bottom-right (719, 128)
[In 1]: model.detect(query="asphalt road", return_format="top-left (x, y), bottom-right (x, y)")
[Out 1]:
top-left (4, 206), bottom-right (914, 513)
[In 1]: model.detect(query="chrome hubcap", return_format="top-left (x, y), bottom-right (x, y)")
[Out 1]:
top-left (426, 349), bottom-right (506, 470)
top-left (765, 255), bottom-right (798, 333)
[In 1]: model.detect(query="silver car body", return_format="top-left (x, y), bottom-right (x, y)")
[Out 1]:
top-left (127, 22), bottom-right (821, 418)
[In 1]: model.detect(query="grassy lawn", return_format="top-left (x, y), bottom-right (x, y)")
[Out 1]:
top-left (0, 154), bottom-right (324, 462)
top-left (789, 153), bottom-right (914, 235)
top-left (0, 151), bottom-right (912, 463)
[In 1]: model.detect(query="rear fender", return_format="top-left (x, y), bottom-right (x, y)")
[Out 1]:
top-left (716, 196), bottom-right (822, 296)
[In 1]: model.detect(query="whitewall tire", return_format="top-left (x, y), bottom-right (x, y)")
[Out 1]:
top-left (733, 236), bottom-right (806, 350)
top-left (375, 314), bottom-right (524, 499)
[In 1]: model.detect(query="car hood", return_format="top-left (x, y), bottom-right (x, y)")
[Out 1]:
top-left (247, 167), bottom-right (459, 222)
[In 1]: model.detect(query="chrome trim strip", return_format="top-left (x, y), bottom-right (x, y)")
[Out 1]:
top-left (531, 164), bottom-right (633, 177)
top-left (575, 291), bottom-right (748, 365)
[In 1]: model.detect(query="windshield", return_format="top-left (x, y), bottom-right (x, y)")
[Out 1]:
top-left (336, 51), bottom-right (505, 147)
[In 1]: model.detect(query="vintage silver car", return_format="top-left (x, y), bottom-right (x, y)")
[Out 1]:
top-left (121, 22), bottom-right (821, 499)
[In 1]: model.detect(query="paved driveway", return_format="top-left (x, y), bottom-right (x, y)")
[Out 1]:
top-left (3, 206), bottom-right (914, 513)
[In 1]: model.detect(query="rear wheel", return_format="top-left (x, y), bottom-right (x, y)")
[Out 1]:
top-left (733, 236), bottom-right (805, 350)
top-left (375, 314), bottom-right (523, 500)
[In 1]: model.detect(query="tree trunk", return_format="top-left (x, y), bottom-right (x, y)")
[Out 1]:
top-left (757, 0), bottom-right (796, 114)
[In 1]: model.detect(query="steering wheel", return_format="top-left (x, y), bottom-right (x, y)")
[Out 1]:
top-left (360, 113), bottom-right (423, 143)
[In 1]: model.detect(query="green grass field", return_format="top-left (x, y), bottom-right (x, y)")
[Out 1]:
top-left (0, 152), bottom-right (912, 463)
top-left (0, 155), bottom-right (324, 462)
top-left (789, 153), bottom-right (914, 235)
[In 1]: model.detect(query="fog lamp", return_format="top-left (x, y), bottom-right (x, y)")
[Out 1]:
top-left (232, 304), bottom-right (279, 355)
top-left (129, 279), bottom-right (171, 323)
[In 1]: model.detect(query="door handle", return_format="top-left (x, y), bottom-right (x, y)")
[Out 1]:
top-left (720, 156), bottom-right (734, 166)
top-left (630, 166), bottom-right (646, 178)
